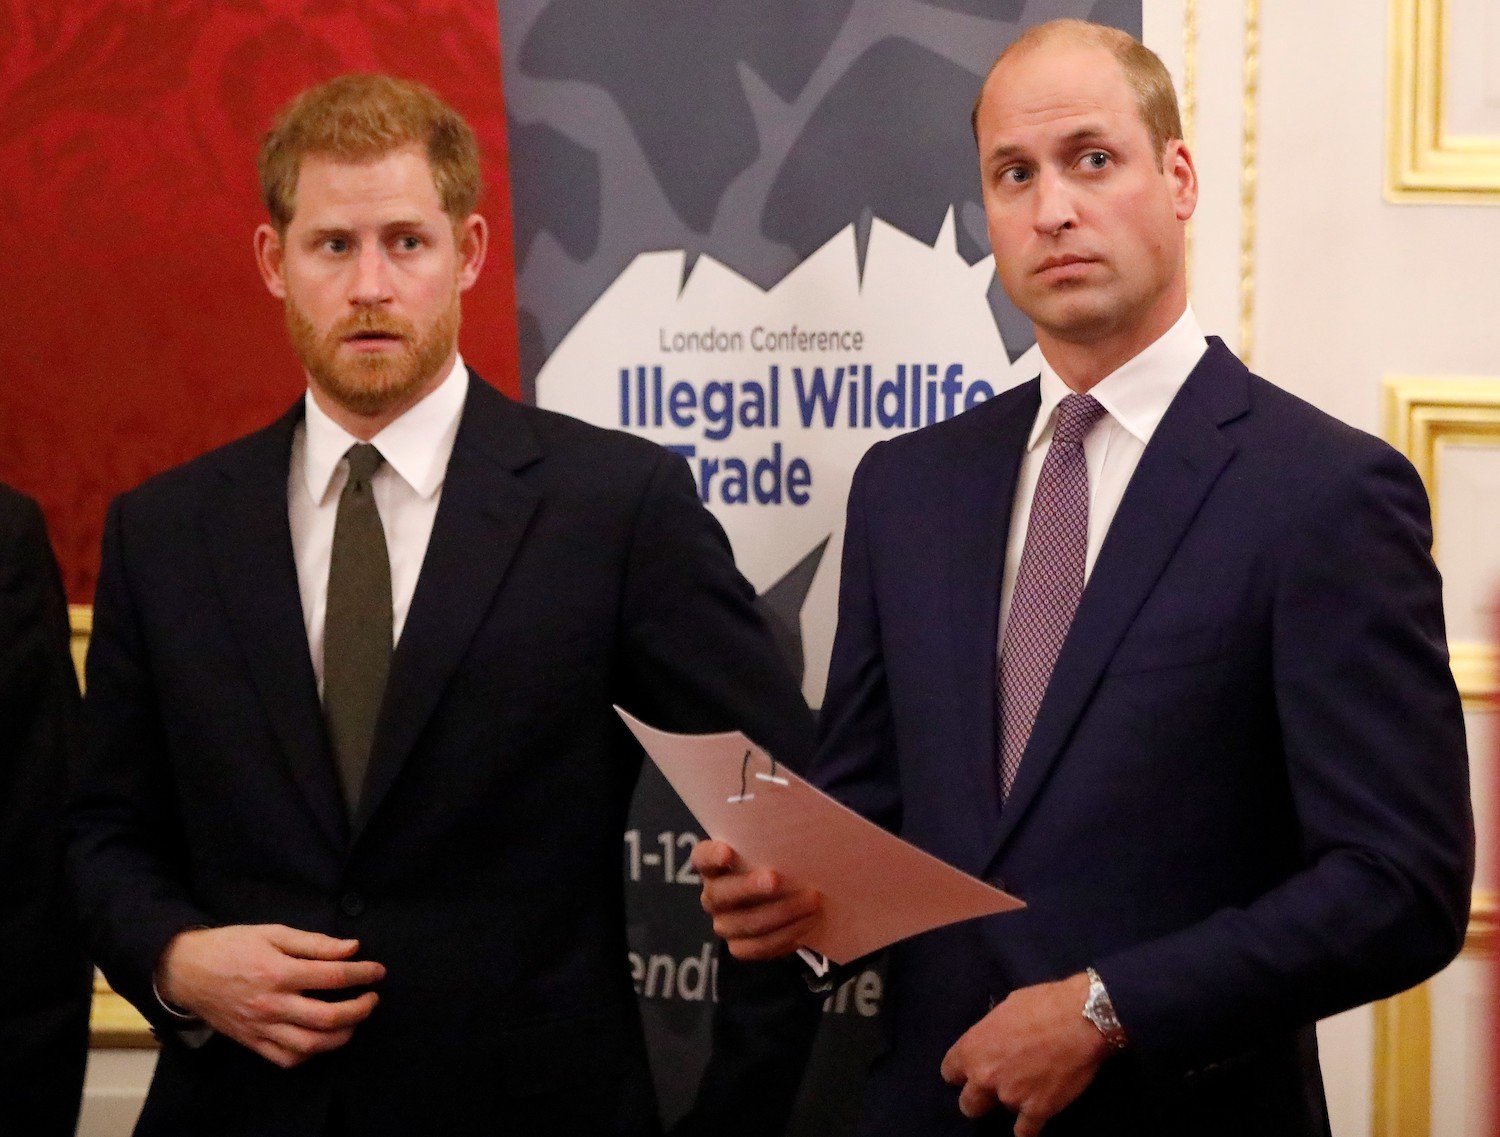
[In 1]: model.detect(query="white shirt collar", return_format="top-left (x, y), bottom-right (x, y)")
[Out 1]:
top-left (1029, 306), bottom-right (1209, 451)
top-left (302, 353), bottom-right (468, 504)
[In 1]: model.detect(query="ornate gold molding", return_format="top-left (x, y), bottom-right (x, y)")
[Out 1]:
top-left (1384, 375), bottom-right (1500, 707)
top-left (90, 973), bottom-right (155, 1049)
top-left (1373, 982), bottom-right (1431, 1137)
top-left (1465, 890), bottom-right (1500, 957)
top-left (1384, 375), bottom-right (1500, 556)
top-left (70, 606), bottom-right (156, 1046)
top-left (68, 604), bottom-right (90, 689)
top-left (1387, 0), bottom-right (1500, 204)
top-left (1371, 893), bottom-right (1498, 1137)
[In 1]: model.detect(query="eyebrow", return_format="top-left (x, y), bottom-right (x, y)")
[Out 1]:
top-left (303, 217), bottom-right (434, 239)
top-left (985, 123), bottom-right (1115, 166)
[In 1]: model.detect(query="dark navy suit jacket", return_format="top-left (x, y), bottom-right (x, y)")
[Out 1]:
top-left (69, 374), bottom-right (818, 1136)
top-left (814, 340), bottom-right (1473, 1135)
top-left (0, 485), bottom-right (91, 1135)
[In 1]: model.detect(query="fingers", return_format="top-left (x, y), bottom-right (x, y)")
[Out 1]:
top-left (939, 1045), bottom-right (963, 1086)
top-left (278, 991), bottom-right (380, 1032)
top-left (256, 1021), bottom-right (358, 1067)
top-left (1015, 1111), bottom-right (1046, 1137)
top-left (720, 908), bottom-right (822, 961)
top-left (694, 843), bottom-right (823, 960)
top-left (250, 1038), bottom-right (306, 1070)
top-left (712, 891), bottom-right (820, 948)
top-left (246, 993), bottom-right (379, 1067)
top-left (263, 925), bottom-right (362, 960)
top-left (289, 957), bottom-right (387, 991)
top-left (700, 864), bottom-right (789, 914)
top-left (957, 1079), bottom-right (999, 1119)
top-left (690, 839), bottom-right (738, 879)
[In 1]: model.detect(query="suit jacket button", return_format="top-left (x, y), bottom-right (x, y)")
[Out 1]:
top-left (340, 892), bottom-right (366, 918)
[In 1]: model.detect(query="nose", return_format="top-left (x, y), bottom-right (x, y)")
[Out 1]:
top-left (1031, 169), bottom-right (1077, 236)
top-left (349, 243), bottom-right (394, 307)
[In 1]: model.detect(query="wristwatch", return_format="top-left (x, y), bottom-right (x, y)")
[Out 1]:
top-left (1082, 967), bottom-right (1128, 1051)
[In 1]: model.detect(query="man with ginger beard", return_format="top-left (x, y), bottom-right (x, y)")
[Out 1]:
top-left (68, 74), bottom-right (817, 1136)
top-left (694, 19), bottom-right (1472, 1137)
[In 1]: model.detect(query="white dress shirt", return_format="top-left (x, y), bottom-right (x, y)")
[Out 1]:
top-left (998, 308), bottom-right (1208, 639)
top-left (288, 354), bottom-right (468, 693)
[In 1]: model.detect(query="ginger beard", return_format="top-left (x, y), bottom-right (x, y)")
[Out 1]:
top-left (285, 289), bottom-right (460, 417)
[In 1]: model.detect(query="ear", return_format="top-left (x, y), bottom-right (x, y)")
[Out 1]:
top-left (254, 224), bottom-right (288, 299)
top-left (1164, 140), bottom-right (1198, 223)
top-left (455, 213), bottom-right (489, 293)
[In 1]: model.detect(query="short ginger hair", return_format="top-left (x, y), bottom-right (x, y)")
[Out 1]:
top-left (258, 74), bottom-right (482, 233)
top-left (972, 19), bottom-right (1183, 167)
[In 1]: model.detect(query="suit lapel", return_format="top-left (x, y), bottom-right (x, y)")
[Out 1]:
top-left (985, 340), bottom-right (1248, 868)
top-left (353, 376), bottom-right (542, 840)
top-left (202, 403), bottom-right (349, 852)
top-left (943, 383), bottom-right (1038, 872)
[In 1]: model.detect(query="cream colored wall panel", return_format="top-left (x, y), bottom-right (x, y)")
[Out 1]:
top-left (78, 1051), bottom-right (154, 1137)
top-left (1175, 0), bottom-right (1251, 354)
top-left (1466, 709), bottom-right (1496, 895)
top-left (1428, 954), bottom-right (1497, 1137)
top-left (1444, 0), bottom-right (1500, 136)
top-left (1435, 443), bottom-right (1500, 642)
top-left (1258, 5), bottom-right (1500, 434)
top-left (1319, 1005), bottom-right (1376, 1137)
top-left (1258, 6), bottom-right (1497, 1137)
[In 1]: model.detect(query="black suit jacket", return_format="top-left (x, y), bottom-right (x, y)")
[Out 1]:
top-left (0, 484), bottom-right (91, 1135)
top-left (70, 374), bottom-right (818, 1136)
top-left (814, 341), bottom-right (1473, 1135)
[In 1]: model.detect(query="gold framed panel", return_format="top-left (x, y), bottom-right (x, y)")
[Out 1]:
top-left (1372, 893), bottom-right (1499, 1137)
top-left (1384, 375), bottom-right (1500, 707)
top-left (1387, 0), bottom-right (1500, 204)
top-left (1379, 373), bottom-right (1500, 1134)
top-left (68, 604), bottom-right (90, 687)
top-left (70, 607), bottom-right (158, 1046)
top-left (91, 973), bottom-right (156, 1050)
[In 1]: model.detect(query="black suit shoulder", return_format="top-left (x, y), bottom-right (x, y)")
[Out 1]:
top-left (489, 388), bottom-right (680, 481)
top-left (109, 410), bottom-right (294, 523)
top-left (0, 482), bottom-right (44, 538)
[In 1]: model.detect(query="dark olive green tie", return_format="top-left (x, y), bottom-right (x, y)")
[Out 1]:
top-left (323, 443), bottom-right (392, 814)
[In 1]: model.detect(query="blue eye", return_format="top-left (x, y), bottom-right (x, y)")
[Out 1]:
top-left (1001, 166), bottom-right (1032, 185)
top-left (1081, 151), bottom-right (1110, 170)
top-left (325, 237), bottom-right (350, 254)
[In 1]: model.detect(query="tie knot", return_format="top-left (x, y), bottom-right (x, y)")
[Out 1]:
top-left (343, 444), bottom-right (384, 489)
top-left (1051, 394), bottom-right (1107, 445)
top-left (344, 443), bottom-right (384, 487)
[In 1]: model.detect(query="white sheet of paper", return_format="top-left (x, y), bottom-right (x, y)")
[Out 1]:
top-left (617, 707), bottom-right (1024, 965)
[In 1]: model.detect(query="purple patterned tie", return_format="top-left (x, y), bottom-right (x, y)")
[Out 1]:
top-left (998, 393), bottom-right (1108, 800)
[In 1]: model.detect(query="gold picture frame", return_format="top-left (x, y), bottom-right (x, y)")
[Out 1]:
top-left (1384, 375), bottom-right (1500, 707)
top-left (1387, 0), bottom-right (1500, 204)
top-left (70, 606), bottom-right (157, 1047)
top-left (1378, 373), bottom-right (1499, 1134)
top-left (1372, 892), bottom-right (1498, 1137)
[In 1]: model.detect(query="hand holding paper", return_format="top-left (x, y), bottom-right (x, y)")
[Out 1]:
top-left (693, 839), bottom-right (824, 961)
top-left (617, 708), bottom-right (1023, 965)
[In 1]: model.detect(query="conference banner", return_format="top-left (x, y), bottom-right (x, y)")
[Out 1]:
top-left (500, 1), bottom-right (1141, 1128)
